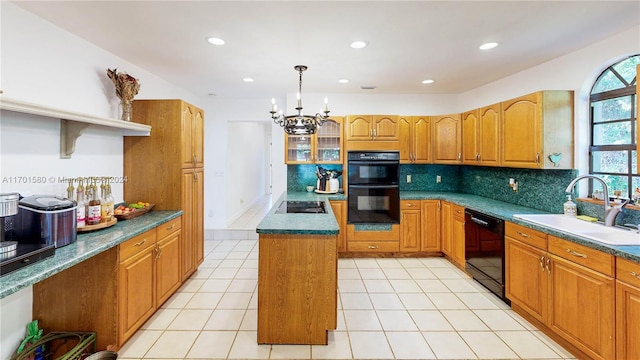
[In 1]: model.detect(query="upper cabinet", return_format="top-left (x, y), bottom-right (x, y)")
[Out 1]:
top-left (180, 104), bottom-right (205, 168)
top-left (285, 116), bottom-right (344, 164)
top-left (462, 104), bottom-right (501, 166)
top-left (346, 115), bottom-right (399, 151)
top-left (432, 114), bottom-right (462, 164)
top-left (346, 115), bottom-right (399, 141)
top-left (399, 116), bottom-right (431, 164)
top-left (501, 91), bottom-right (574, 169)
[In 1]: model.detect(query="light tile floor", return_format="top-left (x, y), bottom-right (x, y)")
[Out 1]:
top-left (118, 235), bottom-right (578, 360)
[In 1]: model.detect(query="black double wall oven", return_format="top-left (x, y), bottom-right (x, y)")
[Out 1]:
top-left (347, 151), bottom-right (400, 224)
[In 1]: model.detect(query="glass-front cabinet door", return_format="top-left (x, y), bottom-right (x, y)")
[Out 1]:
top-left (284, 116), bottom-right (343, 164)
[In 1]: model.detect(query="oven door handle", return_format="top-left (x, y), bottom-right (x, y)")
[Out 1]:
top-left (470, 216), bottom-right (490, 227)
top-left (348, 184), bottom-right (399, 189)
top-left (348, 160), bottom-right (400, 166)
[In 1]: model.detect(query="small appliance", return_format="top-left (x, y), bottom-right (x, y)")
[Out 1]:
top-left (1, 194), bottom-right (76, 276)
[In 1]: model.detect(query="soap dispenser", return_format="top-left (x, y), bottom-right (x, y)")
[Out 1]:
top-left (564, 195), bottom-right (577, 217)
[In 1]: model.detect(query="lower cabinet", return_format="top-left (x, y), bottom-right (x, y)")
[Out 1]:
top-left (400, 200), bottom-right (422, 252)
top-left (346, 224), bottom-right (400, 252)
top-left (441, 201), bottom-right (465, 267)
top-left (421, 200), bottom-right (441, 252)
top-left (616, 258), bottom-right (640, 360)
top-left (505, 222), bottom-right (615, 360)
top-left (33, 216), bottom-right (183, 351)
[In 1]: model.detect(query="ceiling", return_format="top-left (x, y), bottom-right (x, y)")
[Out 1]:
top-left (12, 1), bottom-right (640, 99)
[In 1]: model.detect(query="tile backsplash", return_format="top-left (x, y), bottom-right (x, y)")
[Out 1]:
top-left (287, 164), bottom-right (639, 224)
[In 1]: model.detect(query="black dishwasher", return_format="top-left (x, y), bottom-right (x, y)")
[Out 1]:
top-left (464, 209), bottom-right (509, 304)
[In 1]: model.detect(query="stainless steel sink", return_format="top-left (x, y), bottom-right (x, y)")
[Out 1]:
top-left (275, 201), bottom-right (327, 214)
top-left (512, 214), bottom-right (640, 246)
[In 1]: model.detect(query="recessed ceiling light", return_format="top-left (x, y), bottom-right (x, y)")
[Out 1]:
top-left (243, 78), bottom-right (254, 83)
top-left (338, 79), bottom-right (349, 84)
top-left (479, 42), bottom-right (498, 50)
top-left (422, 79), bottom-right (435, 84)
top-left (207, 37), bottom-right (225, 45)
top-left (350, 41), bottom-right (368, 49)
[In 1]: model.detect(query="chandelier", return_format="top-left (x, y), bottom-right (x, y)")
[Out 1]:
top-left (270, 65), bottom-right (330, 135)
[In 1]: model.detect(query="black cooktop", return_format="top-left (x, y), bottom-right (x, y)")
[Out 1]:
top-left (0, 243), bottom-right (55, 276)
top-left (275, 201), bottom-right (327, 214)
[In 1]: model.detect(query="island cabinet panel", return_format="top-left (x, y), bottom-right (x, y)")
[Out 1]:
top-left (258, 234), bottom-right (337, 345)
top-left (616, 258), bottom-right (640, 360)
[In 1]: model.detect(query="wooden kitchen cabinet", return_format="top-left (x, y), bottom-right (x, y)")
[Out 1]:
top-left (118, 230), bottom-right (157, 342)
top-left (127, 99), bottom-right (205, 281)
top-left (399, 116), bottom-right (431, 164)
top-left (505, 222), bottom-right (615, 360)
top-left (462, 105), bottom-right (501, 166)
top-left (440, 201), bottom-right (464, 266)
top-left (155, 217), bottom-right (183, 305)
top-left (33, 217), bottom-right (183, 351)
top-left (501, 91), bottom-right (573, 169)
top-left (400, 200), bottom-right (421, 252)
top-left (432, 114), bottom-right (462, 164)
top-left (330, 200), bottom-right (347, 252)
top-left (346, 224), bottom-right (400, 253)
top-left (181, 168), bottom-right (204, 279)
top-left (285, 117), bottom-right (344, 164)
top-left (421, 200), bottom-right (440, 252)
top-left (616, 257), bottom-right (640, 360)
top-left (346, 115), bottom-right (399, 150)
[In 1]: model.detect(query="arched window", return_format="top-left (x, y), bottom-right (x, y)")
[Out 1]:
top-left (589, 55), bottom-right (639, 199)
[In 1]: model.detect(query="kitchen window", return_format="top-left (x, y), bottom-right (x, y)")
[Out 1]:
top-left (589, 54), bottom-right (639, 200)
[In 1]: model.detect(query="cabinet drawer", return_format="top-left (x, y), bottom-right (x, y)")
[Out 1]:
top-left (401, 200), bottom-right (421, 210)
top-left (157, 217), bottom-right (182, 239)
top-left (506, 222), bottom-right (547, 249)
top-left (348, 241), bottom-right (399, 252)
top-left (120, 229), bottom-right (157, 262)
top-left (617, 257), bottom-right (640, 288)
top-left (451, 204), bottom-right (465, 218)
top-left (549, 236), bottom-right (614, 276)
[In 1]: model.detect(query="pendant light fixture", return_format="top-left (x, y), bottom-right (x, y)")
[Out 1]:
top-left (270, 65), bottom-right (330, 135)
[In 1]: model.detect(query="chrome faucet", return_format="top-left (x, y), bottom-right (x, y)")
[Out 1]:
top-left (565, 175), bottom-right (627, 226)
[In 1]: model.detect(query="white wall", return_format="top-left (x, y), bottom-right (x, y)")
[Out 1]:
top-left (0, 3), bottom-right (202, 358)
top-left (226, 122), bottom-right (270, 225)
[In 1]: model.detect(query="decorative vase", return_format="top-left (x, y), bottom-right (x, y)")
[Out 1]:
top-left (121, 100), bottom-right (132, 122)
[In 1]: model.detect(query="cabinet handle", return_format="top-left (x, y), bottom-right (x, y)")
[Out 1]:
top-left (457, 153), bottom-right (462, 161)
top-left (193, 154), bottom-right (197, 166)
top-left (373, 129), bottom-right (377, 138)
top-left (630, 271), bottom-right (640, 279)
top-left (406, 203), bottom-right (414, 207)
top-left (516, 231), bottom-right (530, 238)
top-left (368, 245), bottom-right (378, 249)
top-left (476, 153), bottom-right (480, 162)
top-left (193, 169), bottom-right (198, 182)
top-left (135, 239), bottom-right (147, 246)
top-left (536, 152), bottom-right (540, 164)
top-left (539, 255), bottom-right (545, 271)
top-left (566, 249), bottom-right (587, 258)
top-left (545, 257), bottom-right (551, 274)
top-left (369, 129), bottom-right (373, 139)
top-left (166, 224), bottom-right (175, 231)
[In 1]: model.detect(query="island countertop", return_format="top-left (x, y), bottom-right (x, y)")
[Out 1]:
top-left (0, 210), bottom-right (183, 299)
top-left (256, 192), bottom-right (345, 235)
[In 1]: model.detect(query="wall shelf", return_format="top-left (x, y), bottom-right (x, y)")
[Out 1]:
top-left (0, 97), bottom-right (151, 158)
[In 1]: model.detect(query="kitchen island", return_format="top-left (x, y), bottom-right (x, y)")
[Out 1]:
top-left (255, 192), bottom-right (343, 345)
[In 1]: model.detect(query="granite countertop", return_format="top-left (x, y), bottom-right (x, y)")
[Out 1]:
top-left (256, 192), bottom-right (344, 235)
top-left (0, 210), bottom-right (182, 299)
top-left (401, 191), bottom-right (640, 263)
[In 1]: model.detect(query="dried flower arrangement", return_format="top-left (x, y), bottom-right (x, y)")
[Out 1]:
top-left (106, 68), bottom-right (140, 102)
